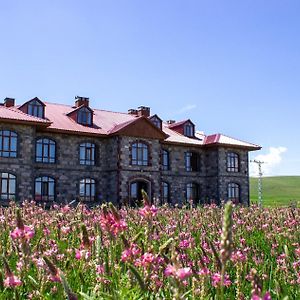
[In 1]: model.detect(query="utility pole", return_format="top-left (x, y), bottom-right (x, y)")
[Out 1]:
top-left (250, 160), bottom-right (265, 207)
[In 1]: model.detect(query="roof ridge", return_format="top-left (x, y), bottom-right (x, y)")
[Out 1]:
top-left (44, 101), bottom-right (134, 116)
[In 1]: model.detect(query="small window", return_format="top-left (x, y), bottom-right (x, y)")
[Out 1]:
top-left (0, 173), bottom-right (16, 201)
top-left (36, 138), bottom-right (56, 163)
top-left (131, 142), bottom-right (149, 166)
top-left (0, 130), bottom-right (17, 158)
top-left (28, 100), bottom-right (44, 118)
top-left (162, 149), bottom-right (170, 171)
top-left (227, 152), bottom-right (239, 172)
top-left (185, 151), bottom-right (200, 172)
top-left (184, 123), bottom-right (194, 137)
top-left (77, 107), bottom-right (92, 126)
top-left (80, 142), bottom-right (95, 165)
top-left (186, 183), bottom-right (200, 204)
top-left (34, 176), bottom-right (55, 201)
top-left (228, 183), bottom-right (240, 203)
top-left (150, 116), bottom-right (162, 129)
top-left (161, 181), bottom-right (170, 204)
top-left (79, 178), bottom-right (96, 201)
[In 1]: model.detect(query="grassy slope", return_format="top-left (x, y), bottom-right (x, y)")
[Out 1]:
top-left (250, 176), bottom-right (300, 206)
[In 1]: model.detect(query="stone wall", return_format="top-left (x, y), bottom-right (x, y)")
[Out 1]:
top-left (217, 147), bottom-right (249, 205)
top-left (0, 124), bottom-right (35, 201)
top-left (118, 136), bottom-right (161, 204)
top-left (0, 122), bottom-right (251, 206)
top-left (160, 143), bottom-right (207, 205)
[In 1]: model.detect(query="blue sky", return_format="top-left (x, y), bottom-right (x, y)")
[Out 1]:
top-left (0, 0), bottom-right (299, 176)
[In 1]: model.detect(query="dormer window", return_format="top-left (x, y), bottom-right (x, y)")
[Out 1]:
top-left (77, 107), bottom-right (92, 126)
top-left (149, 115), bottom-right (162, 130)
top-left (28, 100), bottom-right (44, 118)
top-left (168, 119), bottom-right (195, 137)
top-left (184, 123), bottom-right (194, 137)
top-left (19, 97), bottom-right (45, 118)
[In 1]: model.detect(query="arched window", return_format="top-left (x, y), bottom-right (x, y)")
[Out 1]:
top-left (0, 130), bottom-right (17, 157)
top-left (227, 152), bottom-right (239, 172)
top-left (162, 149), bottom-right (170, 171)
top-left (77, 107), bottom-right (92, 126)
top-left (79, 142), bottom-right (95, 165)
top-left (34, 176), bottom-right (55, 201)
top-left (185, 151), bottom-right (200, 171)
top-left (79, 178), bottom-right (96, 201)
top-left (131, 142), bottom-right (149, 166)
top-left (0, 173), bottom-right (16, 200)
top-left (186, 183), bottom-right (200, 204)
top-left (28, 100), bottom-right (44, 118)
top-left (228, 183), bottom-right (240, 203)
top-left (36, 138), bottom-right (56, 163)
top-left (161, 181), bottom-right (170, 204)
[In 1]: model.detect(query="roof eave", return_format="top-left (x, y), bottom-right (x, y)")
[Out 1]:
top-left (0, 118), bottom-right (51, 127)
top-left (40, 127), bottom-right (107, 137)
top-left (203, 143), bottom-right (261, 151)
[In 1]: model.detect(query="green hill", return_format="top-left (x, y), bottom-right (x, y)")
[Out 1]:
top-left (250, 176), bottom-right (300, 206)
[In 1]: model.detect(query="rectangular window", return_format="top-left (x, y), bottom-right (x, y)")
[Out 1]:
top-left (227, 152), bottom-right (239, 172)
top-left (80, 143), bottom-right (96, 165)
top-left (185, 152), bottom-right (200, 172)
top-left (162, 150), bottom-right (170, 171)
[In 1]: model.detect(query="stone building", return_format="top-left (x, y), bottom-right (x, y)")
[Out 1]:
top-left (0, 96), bottom-right (260, 206)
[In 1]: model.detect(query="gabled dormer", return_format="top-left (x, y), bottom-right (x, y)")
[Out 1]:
top-left (19, 97), bottom-right (45, 118)
top-left (67, 96), bottom-right (94, 126)
top-left (149, 114), bottom-right (162, 130)
top-left (168, 119), bottom-right (195, 138)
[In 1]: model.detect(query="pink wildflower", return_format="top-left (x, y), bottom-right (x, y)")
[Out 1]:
top-left (100, 212), bottom-right (127, 236)
top-left (4, 274), bottom-right (22, 288)
top-left (75, 249), bottom-right (90, 260)
top-left (252, 291), bottom-right (272, 300)
top-left (176, 267), bottom-right (192, 280)
top-left (164, 264), bottom-right (176, 276)
top-left (211, 272), bottom-right (231, 287)
top-left (179, 239), bottom-right (191, 249)
top-left (11, 225), bottom-right (34, 240)
top-left (139, 205), bottom-right (158, 218)
top-left (49, 274), bottom-right (61, 283)
top-left (121, 244), bottom-right (141, 262)
top-left (164, 264), bottom-right (192, 281)
top-left (198, 267), bottom-right (210, 276)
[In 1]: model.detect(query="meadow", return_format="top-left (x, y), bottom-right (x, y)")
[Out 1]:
top-left (1, 196), bottom-right (300, 300)
top-left (250, 176), bottom-right (300, 206)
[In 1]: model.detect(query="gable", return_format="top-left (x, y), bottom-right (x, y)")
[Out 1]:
top-left (66, 105), bottom-right (94, 126)
top-left (109, 117), bottom-right (168, 140)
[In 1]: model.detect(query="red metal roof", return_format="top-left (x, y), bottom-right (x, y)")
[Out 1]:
top-left (0, 101), bottom-right (261, 150)
top-left (203, 133), bottom-right (261, 150)
top-left (168, 119), bottom-right (191, 128)
top-left (0, 106), bottom-right (50, 125)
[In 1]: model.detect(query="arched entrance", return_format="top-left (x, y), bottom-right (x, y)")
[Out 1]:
top-left (129, 179), bottom-right (150, 207)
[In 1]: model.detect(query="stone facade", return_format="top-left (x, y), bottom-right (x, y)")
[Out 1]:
top-left (0, 122), bottom-right (251, 206)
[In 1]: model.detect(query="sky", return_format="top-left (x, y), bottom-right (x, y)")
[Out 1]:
top-left (0, 0), bottom-right (299, 176)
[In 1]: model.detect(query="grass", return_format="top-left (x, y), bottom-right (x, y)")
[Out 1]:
top-left (250, 176), bottom-right (300, 206)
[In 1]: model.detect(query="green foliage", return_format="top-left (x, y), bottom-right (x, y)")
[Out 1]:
top-left (250, 176), bottom-right (300, 206)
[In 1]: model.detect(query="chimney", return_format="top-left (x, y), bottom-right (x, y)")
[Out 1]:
top-left (4, 98), bottom-right (15, 107)
top-left (128, 109), bottom-right (138, 115)
top-left (167, 120), bottom-right (176, 125)
top-left (75, 96), bottom-right (89, 107)
top-left (137, 106), bottom-right (150, 117)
